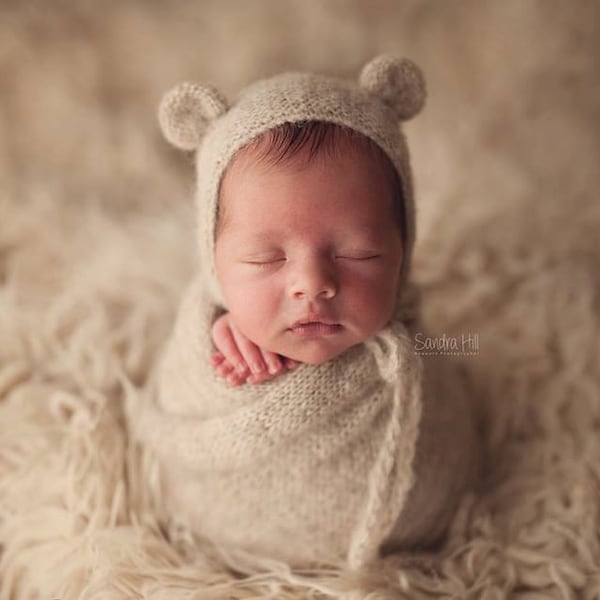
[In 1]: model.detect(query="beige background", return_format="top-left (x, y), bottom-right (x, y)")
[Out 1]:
top-left (1, 1), bottom-right (600, 598)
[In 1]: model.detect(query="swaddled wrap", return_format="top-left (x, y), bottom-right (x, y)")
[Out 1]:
top-left (140, 277), bottom-right (478, 569)
top-left (137, 56), bottom-right (480, 570)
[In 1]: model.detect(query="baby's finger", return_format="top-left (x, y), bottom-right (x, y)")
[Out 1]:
top-left (283, 357), bottom-right (300, 370)
top-left (210, 352), bottom-right (225, 366)
top-left (259, 348), bottom-right (283, 375)
top-left (246, 371), bottom-right (276, 385)
top-left (212, 324), bottom-right (248, 374)
top-left (230, 325), bottom-right (268, 376)
top-left (216, 360), bottom-right (235, 378)
top-left (220, 365), bottom-right (249, 388)
top-left (227, 371), bottom-right (246, 387)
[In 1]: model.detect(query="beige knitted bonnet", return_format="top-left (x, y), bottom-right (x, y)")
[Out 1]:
top-left (158, 55), bottom-right (426, 316)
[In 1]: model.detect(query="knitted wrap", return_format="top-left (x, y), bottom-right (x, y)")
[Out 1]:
top-left (139, 277), bottom-right (477, 569)
top-left (137, 56), bottom-right (479, 570)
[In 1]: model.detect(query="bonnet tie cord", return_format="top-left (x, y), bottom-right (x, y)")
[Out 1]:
top-left (346, 323), bottom-right (424, 570)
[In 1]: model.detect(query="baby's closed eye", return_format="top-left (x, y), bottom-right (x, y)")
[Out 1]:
top-left (335, 251), bottom-right (382, 260)
top-left (244, 255), bottom-right (286, 264)
top-left (241, 250), bottom-right (383, 264)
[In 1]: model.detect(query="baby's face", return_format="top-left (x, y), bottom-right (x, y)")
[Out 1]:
top-left (214, 142), bottom-right (403, 365)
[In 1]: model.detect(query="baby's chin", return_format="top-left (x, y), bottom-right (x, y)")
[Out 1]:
top-left (275, 339), bottom-right (362, 366)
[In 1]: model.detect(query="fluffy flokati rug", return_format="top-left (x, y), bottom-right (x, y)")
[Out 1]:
top-left (1, 1), bottom-right (600, 598)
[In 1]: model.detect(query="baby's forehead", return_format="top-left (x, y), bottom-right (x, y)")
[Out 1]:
top-left (216, 122), bottom-right (403, 236)
top-left (220, 135), bottom-right (395, 205)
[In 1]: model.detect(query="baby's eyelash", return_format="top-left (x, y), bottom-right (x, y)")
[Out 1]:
top-left (244, 258), bottom-right (286, 265)
top-left (336, 254), bottom-right (381, 260)
top-left (242, 254), bottom-right (382, 265)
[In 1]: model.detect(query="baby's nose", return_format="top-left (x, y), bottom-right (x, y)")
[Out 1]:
top-left (289, 258), bottom-right (337, 301)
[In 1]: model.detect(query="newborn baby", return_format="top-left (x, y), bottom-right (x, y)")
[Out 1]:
top-left (138, 55), bottom-right (480, 571)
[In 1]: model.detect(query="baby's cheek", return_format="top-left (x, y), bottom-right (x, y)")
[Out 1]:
top-left (344, 274), bottom-right (395, 331)
top-left (230, 283), bottom-right (280, 342)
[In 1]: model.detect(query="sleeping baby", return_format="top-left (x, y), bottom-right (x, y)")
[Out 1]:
top-left (138, 55), bottom-right (480, 571)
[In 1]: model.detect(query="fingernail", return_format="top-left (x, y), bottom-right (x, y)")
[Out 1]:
top-left (235, 363), bottom-right (248, 375)
top-left (267, 360), bottom-right (281, 374)
top-left (250, 362), bottom-right (264, 374)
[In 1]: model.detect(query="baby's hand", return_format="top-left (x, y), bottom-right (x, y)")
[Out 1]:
top-left (210, 313), bottom-right (300, 386)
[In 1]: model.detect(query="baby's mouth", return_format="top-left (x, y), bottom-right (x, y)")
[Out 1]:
top-left (288, 321), bottom-right (343, 337)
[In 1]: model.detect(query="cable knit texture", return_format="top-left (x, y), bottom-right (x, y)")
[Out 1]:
top-left (139, 56), bottom-right (479, 570)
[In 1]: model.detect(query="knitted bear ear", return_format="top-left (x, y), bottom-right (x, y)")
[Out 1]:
top-left (359, 55), bottom-right (426, 121)
top-left (158, 82), bottom-right (229, 150)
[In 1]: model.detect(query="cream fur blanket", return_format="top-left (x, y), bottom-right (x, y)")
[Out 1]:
top-left (1, 2), bottom-right (600, 598)
top-left (135, 276), bottom-right (478, 570)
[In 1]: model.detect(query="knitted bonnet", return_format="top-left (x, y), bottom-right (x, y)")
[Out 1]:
top-left (158, 55), bottom-right (426, 316)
